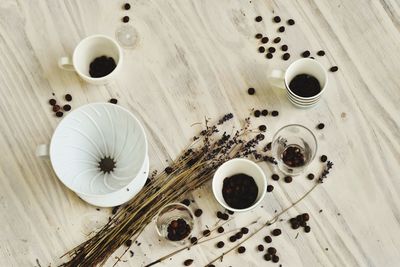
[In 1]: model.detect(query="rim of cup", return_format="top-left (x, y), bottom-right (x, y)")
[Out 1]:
top-left (72, 34), bottom-right (123, 82)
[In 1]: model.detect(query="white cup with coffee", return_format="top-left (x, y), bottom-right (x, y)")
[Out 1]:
top-left (269, 58), bottom-right (328, 108)
top-left (58, 35), bottom-right (123, 85)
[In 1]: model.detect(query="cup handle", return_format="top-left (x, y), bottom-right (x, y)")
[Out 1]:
top-left (268, 69), bottom-right (286, 89)
top-left (58, 56), bottom-right (75, 71)
top-left (36, 144), bottom-right (50, 158)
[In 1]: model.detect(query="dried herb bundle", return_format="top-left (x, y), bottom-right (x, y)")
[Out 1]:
top-left (60, 114), bottom-right (275, 266)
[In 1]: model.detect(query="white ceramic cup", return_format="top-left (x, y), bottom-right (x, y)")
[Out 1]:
top-left (212, 158), bottom-right (267, 212)
top-left (36, 103), bottom-right (148, 207)
top-left (58, 35), bottom-right (123, 85)
top-left (269, 58), bottom-right (328, 108)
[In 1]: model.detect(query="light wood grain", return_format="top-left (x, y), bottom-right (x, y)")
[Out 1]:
top-left (0, 0), bottom-right (399, 266)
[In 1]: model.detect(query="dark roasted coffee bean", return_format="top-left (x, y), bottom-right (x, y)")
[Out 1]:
top-left (271, 229), bottom-right (281, 236)
top-left (261, 37), bottom-right (269, 44)
top-left (273, 16), bottom-right (281, 23)
top-left (259, 125), bottom-right (267, 131)
top-left (258, 244), bottom-right (264, 251)
top-left (165, 167), bottom-right (173, 174)
top-left (109, 98), bottom-right (118, 104)
top-left (272, 255), bottom-right (280, 263)
top-left (122, 16), bottom-right (129, 23)
top-left (221, 213), bottom-right (229, 220)
top-left (296, 214), bottom-right (304, 222)
top-left (266, 53), bottom-right (273, 59)
top-left (278, 26), bottom-right (285, 32)
top-left (289, 217), bottom-right (298, 224)
top-left (271, 174), bottom-right (279, 181)
top-left (320, 155), bottom-right (328, 162)
top-left (291, 221), bottom-right (300, 229)
top-left (302, 213), bottom-right (310, 221)
top-left (181, 199), bottom-right (190, 206)
top-left (307, 173), bottom-right (315, 180)
top-left (63, 104), bottom-right (71, 111)
top-left (248, 87), bottom-right (255, 95)
top-left (65, 94), bottom-right (72, 101)
top-left (282, 53), bottom-right (290, 61)
top-left (238, 246), bottom-right (246, 253)
top-left (229, 236), bottom-right (237, 242)
top-left (55, 111), bottom-right (63, 117)
top-left (317, 123), bottom-right (325, 129)
top-left (184, 259), bottom-right (194, 266)
top-left (235, 232), bottom-right (243, 239)
top-left (302, 50), bottom-right (311, 57)
top-left (317, 50), bottom-right (325, 56)
top-left (254, 110), bottom-right (261, 117)
top-left (287, 19), bottom-right (295, 25)
top-left (216, 241), bottom-right (225, 248)
top-left (330, 66), bottom-right (339, 72)
top-left (217, 227), bottom-right (224, 233)
top-left (267, 247), bottom-right (277, 255)
top-left (217, 211), bottom-right (223, 219)
top-left (304, 225), bottom-right (311, 233)
top-left (258, 46), bottom-right (266, 53)
top-left (190, 237), bottom-right (198, 244)
top-left (53, 105), bottom-right (61, 112)
top-left (300, 221), bottom-right (307, 227)
top-left (284, 176), bottom-right (293, 183)
top-left (268, 47), bottom-right (276, 53)
top-left (49, 99), bottom-right (56, 106)
top-left (124, 3), bottom-right (131, 10)
top-left (271, 110), bottom-right (279, 116)
top-left (255, 16), bottom-right (263, 22)
top-left (203, 230), bottom-right (211, 236)
top-left (261, 109), bottom-right (268, 116)
top-left (281, 44), bottom-right (288, 51)
top-left (273, 37), bottom-right (281, 43)
top-left (264, 253), bottom-right (272, 261)
top-left (194, 209), bottom-right (203, 217)
top-left (267, 185), bottom-right (274, 192)
top-left (241, 227), bottom-right (249, 234)
top-left (255, 33), bottom-right (263, 39)
top-left (264, 235), bottom-right (272, 243)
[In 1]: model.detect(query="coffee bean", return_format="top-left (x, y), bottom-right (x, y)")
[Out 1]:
top-left (267, 185), bottom-right (274, 192)
top-left (278, 26), bottom-right (285, 32)
top-left (317, 123), bottom-right (325, 129)
top-left (255, 16), bottom-right (263, 22)
top-left (268, 47), bottom-right (276, 53)
top-left (317, 50), bottom-right (325, 56)
top-left (320, 155), bottom-right (328, 162)
top-left (184, 259), bottom-right (194, 266)
top-left (241, 227), bottom-right (249, 234)
top-left (300, 221), bottom-right (307, 227)
top-left (124, 3), bottom-right (131, 10)
top-left (304, 225), bottom-right (311, 233)
top-left (255, 33), bottom-right (263, 39)
top-left (296, 214), bottom-right (303, 222)
top-left (330, 66), bottom-right (339, 72)
top-left (287, 19), bottom-right (295, 25)
top-left (63, 104), bottom-right (71, 111)
top-left (271, 229), bottom-right (281, 236)
top-left (65, 94), bottom-right (72, 101)
top-left (284, 176), bottom-right (293, 183)
top-left (271, 174), bottom-right (279, 181)
top-left (259, 125), bottom-right (267, 131)
top-left (302, 50), bottom-right (311, 57)
top-left (273, 37), bottom-right (281, 43)
top-left (264, 235), bottom-right (272, 243)
top-left (203, 230), bottom-right (211, 237)
top-left (254, 110), bottom-right (261, 117)
top-left (273, 16), bottom-right (281, 23)
top-left (235, 232), bottom-right (243, 239)
top-left (264, 253), bottom-right (272, 261)
top-left (217, 227), bottom-right (225, 233)
top-left (109, 98), bottom-right (118, 104)
top-left (281, 45), bottom-right (288, 51)
top-left (271, 110), bottom-right (279, 116)
top-left (272, 255), bottom-right (280, 263)
top-left (238, 246), bottom-right (246, 253)
top-left (49, 99), bottom-right (56, 106)
top-left (261, 37), bottom-right (269, 44)
top-left (217, 211), bottom-right (223, 219)
top-left (258, 46), bottom-right (266, 53)
top-left (216, 241), bottom-right (225, 248)
top-left (53, 105), bottom-right (61, 112)
top-left (165, 167), bottom-right (173, 174)
top-left (267, 247), bottom-right (277, 255)
top-left (302, 213), bottom-right (310, 221)
top-left (282, 53), bottom-right (290, 61)
top-left (55, 111), bottom-right (63, 117)
top-left (122, 16), bottom-right (129, 23)
top-left (261, 109), bottom-right (268, 116)
top-left (258, 244), bottom-right (264, 251)
top-left (190, 237), bottom-right (198, 244)
top-left (248, 87), bottom-right (255, 95)
top-left (266, 53), bottom-right (273, 59)
top-left (125, 239), bottom-right (132, 247)
top-left (229, 236), bottom-right (237, 242)
top-left (291, 221), bottom-right (300, 229)
top-left (221, 213), bottom-right (229, 220)
top-left (181, 199), bottom-right (190, 206)
top-left (307, 173), bottom-right (315, 180)
top-left (194, 209), bottom-right (203, 217)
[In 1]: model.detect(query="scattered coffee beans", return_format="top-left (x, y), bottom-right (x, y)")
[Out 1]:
top-left (194, 209), bottom-right (203, 217)
top-left (302, 50), bottom-right (311, 57)
top-left (258, 46), bottom-right (266, 53)
top-left (271, 228), bottom-right (281, 236)
top-left (317, 123), bottom-right (325, 129)
top-left (284, 176), bottom-right (293, 183)
top-left (261, 109), bottom-right (268, 116)
top-left (261, 37), bottom-right (269, 44)
top-left (266, 53), bottom-right (273, 59)
top-left (320, 155), bottom-right (328, 162)
top-left (167, 218), bottom-right (191, 241)
top-left (217, 227), bottom-right (224, 233)
top-left (278, 26), bottom-right (285, 32)
top-left (238, 246), bottom-right (246, 253)
top-left (181, 199), bottom-right (190, 206)
top-left (255, 16), bottom-right (263, 22)
top-left (272, 255), bottom-right (280, 263)
top-left (307, 173), bottom-right (315, 180)
top-left (222, 173), bottom-right (258, 209)
top-left (184, 259), bottom-right (194, 266)
top-left (55, 111), bottom-right (63, 117)
top-left (254, 110), bottom-right (261, 117)
top-left (264, 253), bottom-right (272, 261)
top-left (122, 16), bottom-right (130, 23)
top-left (63, 104), bottom-right (71, 111)
top-left (109, 98), bottom-right (118, 104)
top-left (258, 244), bottom-right (264, 251)
top-left (124, 3), bottom-right (131, 10)
top-left (273, 16), bottom-right (281, 23)
top-left (65, 94), bottom-right (72, 101)
top-left (305, 225), bottom-right (311, 233)
top-left (282, 53), bottom-right (290, 61)
top-left (248, 87), bottom-right (256, 95)
top-left (259, 125), bottom-right (267, 131)
top-left (271, 110), bottom-right (279, 117)
top-left (241, 227), bottom-right (249, 234)
top-left (330, 66), bottom-right (339, 72)
top-left (267, 185), bottom-right (274, 192)
top-left (235, 232), bottom-right (243, 239)
top-left (273, 37), bottom-right (281, 43)
top-left (287, 19), bottom-right (295, 25)
top-left (255, 33), bottom-right (263, 39)
top-left (268, 47), bottom-right (276, 53)
top-left (190, 237), bottom-right (198, 244)
top-left (267, 247), bottom-right (277, 255)
top-left (216, 241), bottom-right (225, 248)
top-left (203, 229), bottom-right (211, 237)
top-left (264, 235), bottom-right (272, 243)
top-left (317, 50), bottom-right (325, 56)
top-left (229, 236), bottom-right (237, 242)
top-left (281, 45), bottom-right (288, 51)
top-left (271, 174), bottom-right (280, 181)
top-left (49, 99), bottom-right (56, 106)
top-left (53, 105), bottom-right (61, 112)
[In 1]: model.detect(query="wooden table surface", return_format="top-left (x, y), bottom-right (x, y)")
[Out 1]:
top-left (1, 0), bottom-right (400, 266)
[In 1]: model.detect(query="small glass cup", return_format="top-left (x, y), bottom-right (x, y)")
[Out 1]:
top-left (155, 203), bottom-right (195, 244)
top-left (272, 124), bottom-right (317, 176)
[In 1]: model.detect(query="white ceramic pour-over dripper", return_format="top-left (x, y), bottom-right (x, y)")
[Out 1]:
top-left (36, 103), bottom-right (148, 207)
